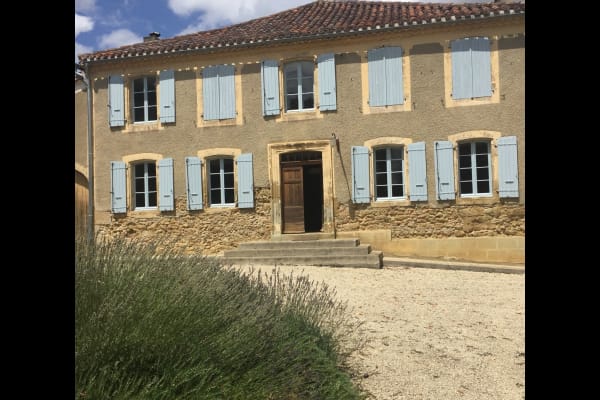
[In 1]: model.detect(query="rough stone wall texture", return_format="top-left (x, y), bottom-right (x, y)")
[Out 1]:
top-left (97, 188), bottom-right (272, 255)
top-left (335, 201), bottom-right (524, 239)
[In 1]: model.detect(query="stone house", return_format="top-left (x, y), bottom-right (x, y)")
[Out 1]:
top-left (76, 0), bottom-right (525, 263)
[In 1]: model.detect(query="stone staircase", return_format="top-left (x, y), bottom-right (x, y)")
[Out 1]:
top-left (220, 236), bottom-right (383, 269)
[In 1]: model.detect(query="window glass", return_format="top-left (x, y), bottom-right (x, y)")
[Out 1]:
top-left (284, 61), bottom-right (314, 112)
top-left (458, 141), bottom-right (491, 196)
top-left (374, 146), bottom-right (405, 200)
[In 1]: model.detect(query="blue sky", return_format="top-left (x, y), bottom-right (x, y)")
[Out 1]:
top-left (75, 0), bottom-right (465, 63)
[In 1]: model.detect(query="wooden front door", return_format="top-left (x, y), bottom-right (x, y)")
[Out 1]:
top-left (281, 165), bottom-right (305, 233)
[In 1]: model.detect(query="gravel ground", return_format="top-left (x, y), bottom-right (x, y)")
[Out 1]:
top-left (239, 264), bottom-right (525, 400)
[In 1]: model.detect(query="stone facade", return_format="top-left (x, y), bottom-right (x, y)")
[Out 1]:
top-left (336, 201), bottom-right (525, 238)
top-left (98, 188), bottom-right (272, 255)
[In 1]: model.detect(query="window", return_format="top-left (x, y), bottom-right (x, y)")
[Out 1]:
top-left (435, 134), bottom-right (519, 202)
top-left (260, 55), bottom-right (336, 116)
top-left (203, 65), bottom-right (236, 120)
top-left (132, 77), bottom-right (157, 123)
top-left (351, 140), bottom-right (426, 204)
top-left (284, 61), bottom-right (314, 112)
top-left (209, 158), bottom-right (235, 206)
top-left (185, 152), bottom-right (254, 210)
top-left (374, 147), bottom-right (405, 200)
top-left (458, 141), bottom-right (491, 196)
top-left (133, 162), bottom-right (157, 209)
top-left (367, 46), bottom-right (404, 107)
top-left (108, 71), bottom-right (175, 127)
top-left (451, 37), bottom-right (492, 100)
top-left (110, 156), bottom-right (173, 213)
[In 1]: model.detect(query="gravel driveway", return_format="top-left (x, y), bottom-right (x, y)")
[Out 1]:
top-left (247, 264), bottom-right (525, 400)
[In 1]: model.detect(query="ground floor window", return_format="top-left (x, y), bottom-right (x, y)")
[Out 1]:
top-left (209, 158), bottom-right (234, 206)
top-left (134, 162), bottom-right (157, 209)
top-left (374, 146), bottom-right (405, 200)
top-left (458, 141), bottom-right (491, 196)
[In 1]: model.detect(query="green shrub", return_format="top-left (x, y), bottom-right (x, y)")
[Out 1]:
top-left (75, 237), bottom-right (365, 399)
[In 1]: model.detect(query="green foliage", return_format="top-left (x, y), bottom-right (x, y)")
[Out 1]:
top-left (75, 237), bottom-right (365, 399)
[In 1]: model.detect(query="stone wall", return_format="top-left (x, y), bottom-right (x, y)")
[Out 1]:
top-left (335, 201), bottom-right (525, 239)
top-left (97, 188), bottom-right (272, 255)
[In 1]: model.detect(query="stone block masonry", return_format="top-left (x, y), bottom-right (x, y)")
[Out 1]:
top-left (96, 189), bottom-right (524, 262)
top-left (335, 202), bottom-right (525, 239)
top-left (97, 188), bottom-right (272, 255)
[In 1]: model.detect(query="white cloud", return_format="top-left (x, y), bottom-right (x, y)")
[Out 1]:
top-left (75, 13), bottom-right (94, 38)
top-left (171, 0), bottom-right (425, 35)
top-left (75, 0), bottom-right (96, 14)
top-left (170, 0), bottom-right (307, 33)
top-left (99, 29), bottom-right (143, 49)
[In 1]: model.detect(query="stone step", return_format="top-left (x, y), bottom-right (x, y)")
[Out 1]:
top-left (237, 238), bottom-right (360, 250)
top-left (224, 244), bottom-right (372, 258)
top-left (270, 232), bottom-right (335, 241)
top-left (221, 251), bottom-right (383, 269)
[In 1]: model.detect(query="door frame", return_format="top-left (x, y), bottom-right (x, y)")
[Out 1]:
top-left (268, 140), bottom-right (335, 237)
top-left (281, 158), bottom-right (323, 234)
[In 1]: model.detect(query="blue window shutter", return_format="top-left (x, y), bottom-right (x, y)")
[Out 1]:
top-left (202, 66), bottom-right (220, 120)
top-left (110, 161), bottom-right (127, 213)
top-left (385, 47), bottom-right (404, 105)
top-left (434, 141), bottom-right (456, 200)
top-left (497, 136), bottom-right (519, 198)
top-left (185, 157), bottom-right (203, 210)
top-left (471, 37), bottom-right (492, 98)
top-left (219, 65), bottom-right (236, 119)
top-left (451, 38), bottom-right (472, 100)
top-left (236, 153), bottom-right (254, 208)
top-left (317, 53), bottom-right (337, 111)
top-left (108, 75), bottom-right (125, 127)
top-left (351, 146), bottom-right (370, 203)
top-left (261, 60), bottom-right (280, 116)
top-left (158, 158), bottom-right (174, 211)
top-left (408, 142), bottom-right (427, 201)
top-left (159, 69), bottom-right (175, 123)
top-left (368, 48), bottom-right (386, 106)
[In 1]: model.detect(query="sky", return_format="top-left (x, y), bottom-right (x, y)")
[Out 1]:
top-left (75, 0), bottom-right (473, 63)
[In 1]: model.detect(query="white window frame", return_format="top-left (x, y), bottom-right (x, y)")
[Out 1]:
top-left (208, 157), bottom-right (235, 207)
top-left (373, 146), bottom-right (406, 201)
top-left (131, 76), bottom-right (157, 123)
top-left (133, 161), bottom-right (158, 210)
top-left (284, 61), bottom-right (314, 112)
top-left (458, 141), bottom-right (492, 198)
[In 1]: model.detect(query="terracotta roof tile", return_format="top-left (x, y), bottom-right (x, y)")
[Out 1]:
top-left (78, 1), bottom-right (525, 64)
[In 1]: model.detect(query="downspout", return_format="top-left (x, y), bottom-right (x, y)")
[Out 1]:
top-left (81, 64), bottom-right (95, 243)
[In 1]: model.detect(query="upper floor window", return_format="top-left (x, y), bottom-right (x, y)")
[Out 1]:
top-left (367, 46), bottom-right (404, 107)
top-left (260, 55), bottom-right (337, 117)
top-left (458, 141), bottom-right (491, 197)
top-left (202, 65), bottom-right (236, 121)
top-left (284, 61), bottom-right (314, 112)
top-left (209, 158), bottom-right (235, 206)
top-left (374, 146), bottom-right (405, 200)
top-left (132, 77), bottom-right (157, 123)
top-left (134, 162), bottom-right (158, 209)
top-left (108, 70), bottom-right (175, 128)
top-left (451, 37), bottom-right (492, 100)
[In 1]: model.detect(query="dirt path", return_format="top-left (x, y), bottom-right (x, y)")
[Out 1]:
top-left (242, 264), bottom-right (525, 400)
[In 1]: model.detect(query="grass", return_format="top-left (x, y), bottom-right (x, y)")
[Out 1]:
top-left (75, 236), bottom-right (365, 399)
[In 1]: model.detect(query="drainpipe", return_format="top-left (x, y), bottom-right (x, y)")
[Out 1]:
top-left (77, 63), bottom-right (95, 243)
